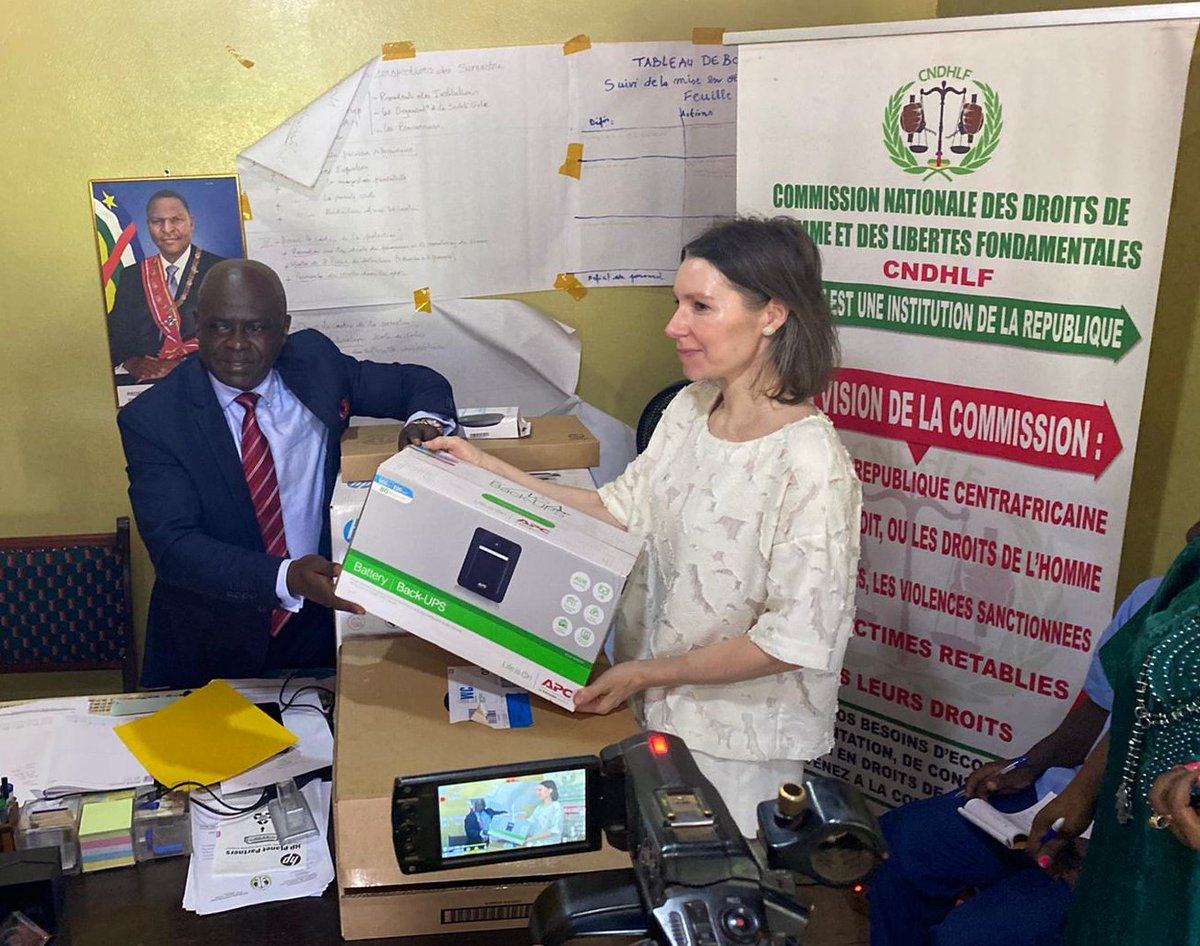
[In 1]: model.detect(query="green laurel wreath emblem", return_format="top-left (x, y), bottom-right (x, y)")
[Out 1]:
top-left (883, 80), bottom-right (1003, 182)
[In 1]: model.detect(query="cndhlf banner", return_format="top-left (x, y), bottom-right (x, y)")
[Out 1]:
top-left (733, 11), bottom-right (1196, 807)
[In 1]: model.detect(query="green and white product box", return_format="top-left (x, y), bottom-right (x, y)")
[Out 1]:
top-left (330, 477), bottom-right (407, 650)
top-left (335, 447), bottom-right (640, 710)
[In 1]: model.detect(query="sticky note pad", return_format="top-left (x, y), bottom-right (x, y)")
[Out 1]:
top-left (80, 793), bottom-right (136, 872)
top-left (115, 680), bottom-right (297, 788)
top-left (80, 796), bottom-right (133, 836)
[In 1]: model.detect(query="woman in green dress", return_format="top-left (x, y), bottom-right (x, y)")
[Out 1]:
top-left (1027, 528), bottom-right (1200, 944)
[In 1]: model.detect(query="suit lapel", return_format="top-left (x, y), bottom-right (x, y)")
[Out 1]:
top-left (184, 358), bottom-right (256, 523)
top-left (277, 341), bottom-right (340, 432)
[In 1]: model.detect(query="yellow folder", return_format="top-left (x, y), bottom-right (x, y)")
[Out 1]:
top-left (115, 680), bottom-right (297, 788)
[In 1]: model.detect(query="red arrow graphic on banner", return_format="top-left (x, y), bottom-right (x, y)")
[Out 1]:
top-left (816, 368), bottom-right (1123, 478)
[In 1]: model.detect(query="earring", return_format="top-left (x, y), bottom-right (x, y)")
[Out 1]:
top-left (762, 326), bottom-right (777, 337)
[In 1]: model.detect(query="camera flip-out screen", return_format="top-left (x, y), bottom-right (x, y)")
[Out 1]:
top-left (393, 756), bottom-right (601, 873)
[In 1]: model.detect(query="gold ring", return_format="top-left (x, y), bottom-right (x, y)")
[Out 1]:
top-left (1148, 812), bottom-right (1173, 830)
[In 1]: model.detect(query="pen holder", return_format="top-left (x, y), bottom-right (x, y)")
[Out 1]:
top-left (132, 787), bottom-right (191, 862)
top-left (15, 799), bottom-right (81, 876)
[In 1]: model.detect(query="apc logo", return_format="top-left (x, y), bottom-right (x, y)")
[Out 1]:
top-left (884, 66), bottom-right (1002, 182)
top-left (541, 678), bottom-right (574, 699)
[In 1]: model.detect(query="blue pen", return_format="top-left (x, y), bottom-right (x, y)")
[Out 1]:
top-left (1038, 816), bottom-right (1066, 846)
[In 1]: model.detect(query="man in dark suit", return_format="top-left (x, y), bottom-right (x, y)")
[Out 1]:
top-left (108, 189), bottom-right (225, 384)
top-left (118, 259), bottom-right (456, 687)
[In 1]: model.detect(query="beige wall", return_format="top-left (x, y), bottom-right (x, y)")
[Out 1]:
top-left (4, 0), bottom-right (1193, 698)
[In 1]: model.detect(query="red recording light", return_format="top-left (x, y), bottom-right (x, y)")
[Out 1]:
top-left (649, 733), bottom-right (670, 756)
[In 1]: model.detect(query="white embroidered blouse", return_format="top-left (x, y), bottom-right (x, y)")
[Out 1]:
top-left (598, 381), bottom-right (861, 762)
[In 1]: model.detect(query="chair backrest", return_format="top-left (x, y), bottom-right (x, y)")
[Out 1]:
top-left (0, 517), bottom-right (137, 691)
top-left (635, 380), bottom-right (688, 454)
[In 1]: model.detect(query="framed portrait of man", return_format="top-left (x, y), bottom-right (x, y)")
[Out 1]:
top-left (90, 175), bottom-right (246, 405)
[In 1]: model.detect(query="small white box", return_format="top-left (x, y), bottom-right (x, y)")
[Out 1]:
top-left (335, 447), bottom-right (641, 710)
top-left (456, 406), bottom-right (530, 440)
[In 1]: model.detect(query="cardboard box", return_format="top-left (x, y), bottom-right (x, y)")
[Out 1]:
top-left (334, 636), bottom-right (638, 940)
top-left (329, 478), bottom-right (407, 649)
top-left (336, 447), bottom-right (640, 710)
top-left (339, 414), bottom-right (599, 482)
top-left (478, 414), bottom-right (599, 472)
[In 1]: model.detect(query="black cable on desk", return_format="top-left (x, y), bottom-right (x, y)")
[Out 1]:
top-left (155, 781), bottom-right (270, 817)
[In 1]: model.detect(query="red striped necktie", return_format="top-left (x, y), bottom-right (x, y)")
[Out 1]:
top-left (235, 392), bottom-right (292, 637)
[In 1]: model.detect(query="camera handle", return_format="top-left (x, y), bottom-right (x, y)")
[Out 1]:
top-left (530, 862), bottom-right (811, 946)
top-left (529, 868), bottom-right (649, 945)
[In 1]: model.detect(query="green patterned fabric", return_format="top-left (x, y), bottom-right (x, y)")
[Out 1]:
top-left (1064, 537), bottom-right (1200, 946)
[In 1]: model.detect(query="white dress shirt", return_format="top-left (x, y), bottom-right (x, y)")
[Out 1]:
top-left (161, 245), bottom-right (192, 295)
top-left (210, 370), bottom-right (327, 612)
top-left (208, 368), bottom-right (454, 610)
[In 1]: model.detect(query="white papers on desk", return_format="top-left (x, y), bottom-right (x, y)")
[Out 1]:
top-left (0, 699), bottom-right (153, 798)
top-left (221, 708), bottom-right (333, 795)
top-left (220, 679), bottom-right (334, 795)
top-left (183, 780), bottom-right (333, 915)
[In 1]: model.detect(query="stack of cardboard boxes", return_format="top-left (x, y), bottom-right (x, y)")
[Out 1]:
top-left (331, 415), bottom-right (643, 939)
top-left (334, 637), bottom-right (636, 939)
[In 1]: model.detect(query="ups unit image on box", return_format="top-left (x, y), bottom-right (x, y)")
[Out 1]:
top-left (457, 528), bottom-right (522, 604)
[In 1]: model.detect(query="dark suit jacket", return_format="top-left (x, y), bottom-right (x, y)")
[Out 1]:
top-left (117, 329), bottom-right (457, 687)
top-left (108, 247), bottom-right (225, 366)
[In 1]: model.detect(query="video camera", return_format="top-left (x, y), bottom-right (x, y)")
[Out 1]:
top-left (393, 731), bottom-right (885, 945)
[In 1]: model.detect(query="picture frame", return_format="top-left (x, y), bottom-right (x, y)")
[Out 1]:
top-left (89, 175), bottom-right (246, 405)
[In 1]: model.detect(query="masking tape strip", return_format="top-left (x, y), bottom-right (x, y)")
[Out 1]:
top-left (559, 143), bottom-right (584, 179)
top-left (225, 45), bottom-right (256, 68)
top-left (563, 34), bottom-right (591, 55)
top-left (383, 41), bottom-right (417, 61)
top-left (413, 287), bottom-right (432, 312)
top-left (239, 193), bottom-right (253, 222)
top-left (692, 27), bottom-right (725, 46)
top-left (554, 273), bottom-right (587, 301)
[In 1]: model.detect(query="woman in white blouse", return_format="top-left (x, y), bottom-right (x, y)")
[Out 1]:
top-left (429, 217), bottom-right (861, 835)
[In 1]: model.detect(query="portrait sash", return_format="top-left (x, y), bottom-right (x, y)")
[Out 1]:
top-left (141, 250), bottom-right (202, 360)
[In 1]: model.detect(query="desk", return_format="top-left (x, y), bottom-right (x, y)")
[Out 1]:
top-left (62, 856), bottom-right (529, 946)
top-left (61, 858), bottom-right (867, 945)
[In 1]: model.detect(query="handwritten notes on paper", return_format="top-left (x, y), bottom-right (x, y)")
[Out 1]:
top-left (237, 41), bottom-right (737, 308)
top-left (566, 43), bottom-right (738, 286)
top-left (240, 46), bottom-right (571, 309)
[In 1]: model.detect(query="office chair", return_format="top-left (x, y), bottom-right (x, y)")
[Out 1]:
top-left (0, 517), bottom-right (138, 691)
top-left (635, 381), bottom-right (688, 454)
